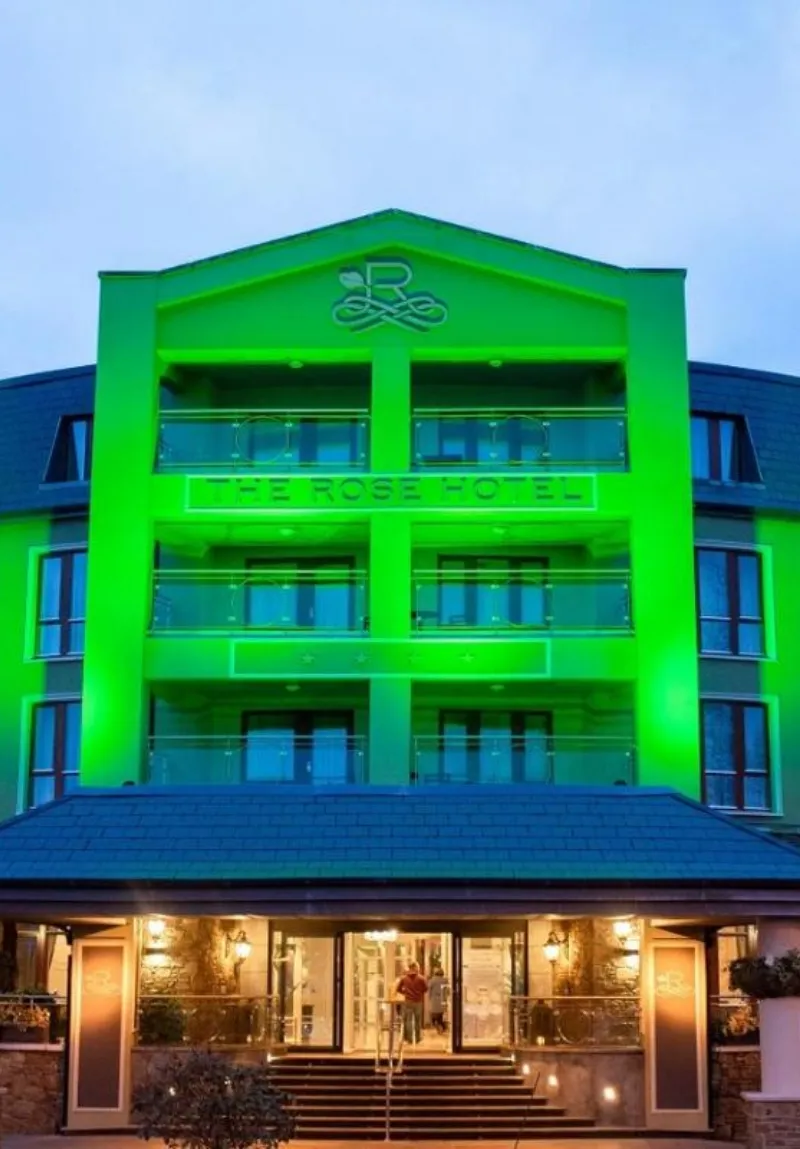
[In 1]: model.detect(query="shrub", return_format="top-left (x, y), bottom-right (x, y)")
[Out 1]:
top-left (133, 1049), bottom-right (295, 1149)
top-left (729, 948), bottom-right (800, 999)
top-left (138, 997), bottom-right (186, 1046)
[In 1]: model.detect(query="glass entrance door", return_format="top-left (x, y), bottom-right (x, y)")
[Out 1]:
top-left (345, 931), bottom-right (453, 1053)
top-left (271, 929), bottom-right (338, 1047)
top-left (454, 929), bottom-right (526, 1049)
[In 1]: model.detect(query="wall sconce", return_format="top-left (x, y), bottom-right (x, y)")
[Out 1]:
top-left (225, 930), bottom-right (252, 966)
top-left (612, 919), bottom-right (640, 969)
top-left (612, 919), bottom-right (632, 942)
top-left (543, 930), bottom-right (568, 964)
top-left (146, 917), bottom-right (167, 942)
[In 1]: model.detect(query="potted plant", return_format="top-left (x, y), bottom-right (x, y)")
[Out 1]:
top-left (729, 948), bottom-right (800, 1094)
top-left (133, 1048), bottom-right (295, 1149)
top-left (138, 996), bottom-right (186, 1046)
top-left (0, 997), bottom-right (51, 1043)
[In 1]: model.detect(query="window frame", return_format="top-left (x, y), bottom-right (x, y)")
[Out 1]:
top-left (437, 708), bottom-right (553, 783)
top-left (28, 699), bottom-right (82, 807)
top-left (695, 545), bottom-right (765, 658)
top-left (700, 699), bottom-right (772, 814)
top-left (434, 555), bottom-right (548, 629)
top-left (242, 709), bottom-right (357, 783)
top-left (691, 413), bottom-right (743, 482)
top-left (245, 556), bottom-right (358, 631)
top-left (44, 415), bottom-right (93, 484)
top-left (35, 548), bottom-right (88, 660)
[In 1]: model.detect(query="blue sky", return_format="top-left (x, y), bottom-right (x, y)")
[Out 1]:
top-left (2, 0), bottom-right (799, 378)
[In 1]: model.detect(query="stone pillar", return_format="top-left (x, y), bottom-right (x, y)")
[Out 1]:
top-left (742, 920), bottom-right (800, 1149)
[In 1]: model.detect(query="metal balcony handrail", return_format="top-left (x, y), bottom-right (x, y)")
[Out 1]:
top-left (413, 406), bottom-right (625, 417)
top-left (413, 567), bottom-right (629, 583)
top-left (414, 734), bottom-right (633, 747)
top-left (149, 734), bottom-right (366, 747)
top-left (159, 408), bottom-right (369, 420)
top-left (506, 994), bottom-right (641, 1048)
top-left (154, 568), bottom-right (367, 584)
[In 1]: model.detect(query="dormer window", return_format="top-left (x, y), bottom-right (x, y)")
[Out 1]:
top-left (691, 413), bottom-right (759, 483)
top-left (44, 415), bottom-right (93, 483)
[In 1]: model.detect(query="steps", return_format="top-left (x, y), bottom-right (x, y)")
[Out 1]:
top-left (269, 1053), bottom-right (595, 1140)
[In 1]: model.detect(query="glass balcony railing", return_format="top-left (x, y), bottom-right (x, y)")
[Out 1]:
top-left (151, 569), bottom-right (368, 633)
top-left (412, 408), bottom-right (627, 470)
top-left (156, 410), bottom-right (369, 471)
top-left (411, 735), bottom-right (634, 786)
top-left (148, 735), bottom-right (368, 785)
top-left (413, 569), bottom-right (631, 632)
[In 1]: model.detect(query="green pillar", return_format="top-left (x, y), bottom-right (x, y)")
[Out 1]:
top-left (626, 275), bottom-right (701, 795)
top-left (369, 677), bottom-right (412, 785)
top-left (370, 347), bottom-right (410, 471)
top-left (81, 276), bottom-right (159, 786)
top-left (369, 514), bottom-right (411, 639)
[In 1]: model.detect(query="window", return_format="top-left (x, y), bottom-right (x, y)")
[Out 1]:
top-left (696, 547), bottom-right (764, 657)
top-left (247, 558), bottom-right (359, 631)
top-left (36, 550), bottom-right (87, 657)
top-left (701, 700), bottom-right (771, 812)
top-left (430, 556), bottom-right (546, 630)
top-left (44, 416), bottom-right (93, 482)
top-left (244, 711), bottom-right (358, 783)
top-left (28, 700), bottom-right (81, 807)
top-left (437, 710), bottom-right (551, 784)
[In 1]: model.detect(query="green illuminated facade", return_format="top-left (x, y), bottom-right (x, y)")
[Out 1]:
top-left (2, 211), bottom-right (799, 820)
top-left (3, 212), bottom-right (800, 1137)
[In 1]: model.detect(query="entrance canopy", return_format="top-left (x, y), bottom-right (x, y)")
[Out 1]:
top-left (2, 784), bottom-right (800, 917)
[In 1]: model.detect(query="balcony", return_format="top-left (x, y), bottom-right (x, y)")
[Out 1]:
top-left (413, 568), bottom-right (631, 633)
top-left (148, 734), bottom-right (368, 785)
top-left (152, 567), bottom-right (367, 633)
top-left (412, 409), bottom-right (627, 471)
top-left (156, 409), bottom-right (369, 472)
top-left (411, 735), bottom-right (634, 786)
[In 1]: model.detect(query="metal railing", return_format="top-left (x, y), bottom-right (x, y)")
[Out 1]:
top-left (709, 994), bottom-right (759, 1046)
top-left (148, 734), bottom-right (368, 786)
top-left (135, 994), bottom-right (280, 1047)
top-left (412, 569), bottom-right (631, 632)
top-left (508, 995), bottom-right (641, 1047)
top-left (412, 408), bottom-right (627, 470)
top-left (0, 992), bottom-right (68, 1044)
top-left (156, 409), bottom-right (369, 471)
top-left (152, 568), bottom-right (368, 633)
top-left (412, 735), bottom-right (635, 787)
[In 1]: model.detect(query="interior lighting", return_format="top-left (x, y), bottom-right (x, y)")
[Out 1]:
top-left (602, 1085), bottom-right (619, 1104)
top-left (364, 929), bottom-right (398, 943)
top-left (547, 1075), bottom-right (559, 1089)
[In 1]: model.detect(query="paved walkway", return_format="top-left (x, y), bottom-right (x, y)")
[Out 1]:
top-left (5, 1138), bottom-right (739, 1148)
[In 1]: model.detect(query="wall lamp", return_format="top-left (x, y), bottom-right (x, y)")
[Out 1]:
top-left (543, 930), bottom-right (568, 964)
top-left (225, 930), bottom-right (252, 965)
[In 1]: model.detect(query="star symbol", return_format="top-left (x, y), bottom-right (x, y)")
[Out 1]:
top-left (354, 654), bottom-right (369, 665)
top-left (460, 653), bottom-right (476, 664)
top-left (300, 654), bottom-right (316, 665)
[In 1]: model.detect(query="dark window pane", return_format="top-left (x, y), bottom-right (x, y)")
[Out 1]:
top-left (706, 774), bottom-right (736, 809)
top-left (64, 704), bottom-right (81, 771)
top-left (40, 557), bottom-right (62, 621)
top-left (701, 620), bottom-right (731, 653)
top-left (63, 773), bottom-right (81, 794)
top-left (698, 550), bottom-right (729, 618)
top-left (37, 623), bottom-right (62, 658)
top-left (32, 707), bottom-right (56, 772)
top-left (31, 775), bottom-right (55, 807)
top-left (71, 551), bottom-right (88, 617)
top-left (691, 417), bottom-right (710, 479)
top-left (68, 622), bottom-right (85, 655)
top-left (703, 704), bottom-right (735, 773)
top-left (743, 706), bottom-right (767, 773)
top-left (737, 554), bottom-right (761, 618)
top-left (738, 622), bottom-right (764, 657)
top-left (743, 776), bottom-right (769, 811)
top-left (719, 419), bottom-right (737, 480)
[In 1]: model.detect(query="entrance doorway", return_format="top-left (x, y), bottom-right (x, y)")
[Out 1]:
top-left (345, 930), bottom-right (452, 1053)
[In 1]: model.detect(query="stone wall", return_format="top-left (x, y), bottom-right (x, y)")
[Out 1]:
top-left (512, 1048), bottom-right (644, 1126)
top-left (0, 1046), bottom-right (64, 1134)
top-left (711, 1047), bottom-right (761, 1143)
top-left (746, 1098), bottom-right (800, 1149)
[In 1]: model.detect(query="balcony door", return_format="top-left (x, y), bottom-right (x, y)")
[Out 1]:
top-left (246, 558), bottom-right (357, 631)
top-left (247, 416), bottom-right (361, 469)
top-left (439, 710), bottom-right (551, 784)
top-left (243, 711), bottom-right (357, 784)
top-left (436, 556), bottom-right (546, 629)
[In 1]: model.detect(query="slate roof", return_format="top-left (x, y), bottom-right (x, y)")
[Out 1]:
top-left (1, 784), bottom-right (800, 884)
top-left (0, 364), bottom-right (95, 515)
top-left (689, 360), bottom-right (800, 514)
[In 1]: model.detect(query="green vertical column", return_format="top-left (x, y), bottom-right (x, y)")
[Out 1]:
top-left (81, 276), bottom-right (159, 786)
top-left (370, 346), bottom-right (411, 471)
top-left (626, 274), bottom-right (701, 795)
top-left (369, 678), bottom-right (412, 785)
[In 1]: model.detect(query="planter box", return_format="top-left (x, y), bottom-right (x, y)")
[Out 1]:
top-left (0, 1025), bottom-right (49, 1044)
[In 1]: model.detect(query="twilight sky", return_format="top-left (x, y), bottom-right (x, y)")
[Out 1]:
top-left (2, 0), bottom-right (800, 379)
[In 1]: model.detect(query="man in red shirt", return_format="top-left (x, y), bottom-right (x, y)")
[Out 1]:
top-left (396, 961), bottom-right (428, 1045)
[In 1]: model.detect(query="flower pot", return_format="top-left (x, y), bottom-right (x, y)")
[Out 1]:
top-left (0, 1024), bottom-right (48, 1044)
top-left (759, 997), bottom-right (800, 1096)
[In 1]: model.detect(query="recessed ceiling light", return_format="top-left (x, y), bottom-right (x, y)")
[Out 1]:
top-left (489, 684), bottom-right (505, 693)
top-left (278, 527), bottom-right (295, 538)
top-left (492, 526), bottom-right (508, 536)
top-left (289, 360), bottom-right (304, 369)
top-left (489, 359), bottom-right (503, 368)
top-left (285, 684), bottom-right (301, 693)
